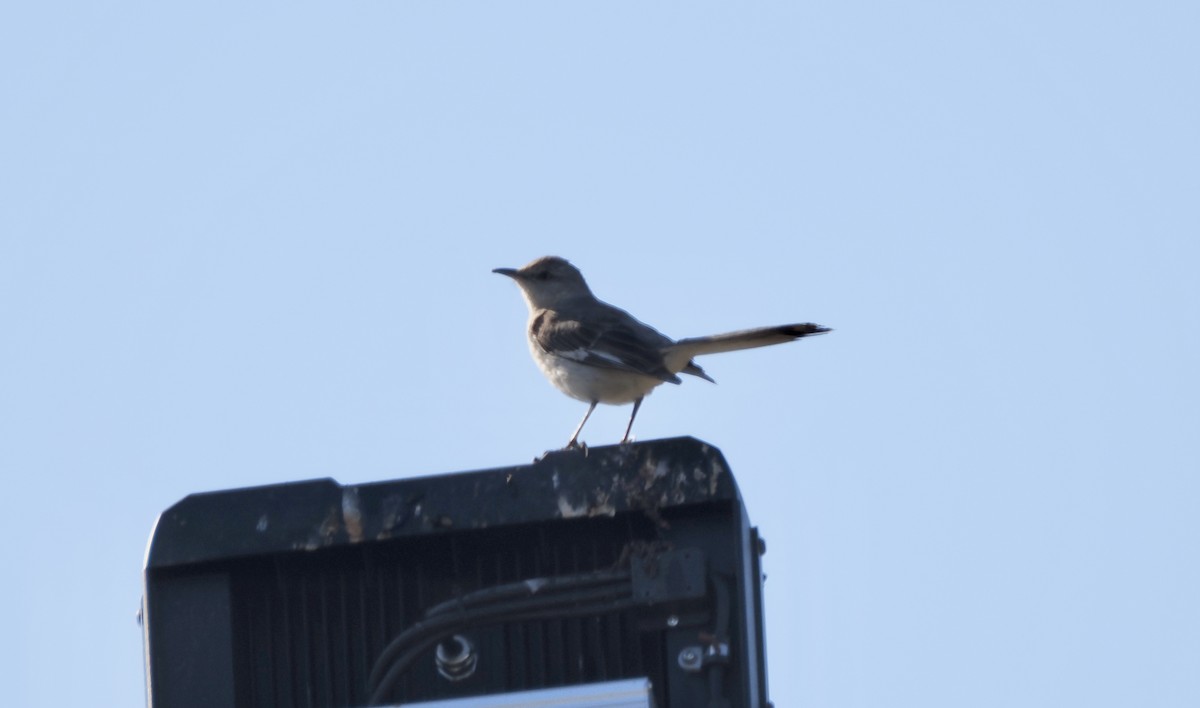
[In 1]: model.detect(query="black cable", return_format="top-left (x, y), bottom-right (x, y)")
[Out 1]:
top-left (422, 569), bottom-right (631, 619)
top-left (367, 576), bottom-right (629, 690)
top-left (368, 582), bottom-right (629, 693)
top-left (368, 597), bottom-right (643, 705)
top-left (367, 573), bottom-right (633, 697)
top-left (711, 574), bottom-right (731, 638)
top-left (705, 575), bottom-right (733, 708)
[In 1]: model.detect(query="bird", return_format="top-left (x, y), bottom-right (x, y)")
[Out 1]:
top-left (493, 256), bottom-right (829, 448)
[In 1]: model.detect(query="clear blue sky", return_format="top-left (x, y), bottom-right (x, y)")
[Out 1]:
top-left (3, 2), bottom-right (1198, 706)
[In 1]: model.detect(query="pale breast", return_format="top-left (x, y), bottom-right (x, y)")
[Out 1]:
top-left (528, 340), bottom-right (663, 404)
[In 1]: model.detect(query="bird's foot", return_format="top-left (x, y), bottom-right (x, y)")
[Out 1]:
top-left (534, 440), bottom-right (588, 462)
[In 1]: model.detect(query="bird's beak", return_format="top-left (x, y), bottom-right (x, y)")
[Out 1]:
top-left (492, 267), bottom-right (520, 279)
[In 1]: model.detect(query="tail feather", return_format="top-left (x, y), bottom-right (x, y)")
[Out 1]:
top-left (666, 323), bottom-right (830, 375)
top-left (675, 323), bottom-right (831, 356)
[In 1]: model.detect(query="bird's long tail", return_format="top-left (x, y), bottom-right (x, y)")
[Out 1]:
top-left (664, 323), bottom-right (830, 378)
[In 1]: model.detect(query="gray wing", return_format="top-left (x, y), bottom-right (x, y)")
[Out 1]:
top-left (530, 306), bottom-right (683, 384)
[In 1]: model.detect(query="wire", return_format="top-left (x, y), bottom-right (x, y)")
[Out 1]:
top-left (422, 569), bottom-right (631, 619)
top-left (368, 597), bottom-right (643, 705)
top-left (368, 573), bottom-right (630, 690)
top-left (705, 575), bottom-right (733, 708)
top-left (367, 570), bottom-right (634, 703)
top-left (368, 581), bottom-right (631, 696)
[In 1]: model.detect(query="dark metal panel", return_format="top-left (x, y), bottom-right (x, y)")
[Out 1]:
top-left (749, 527), bottom-right (770, 708)
top-left (143, 437), bottom-right (770, 708)
top-left (145, 571), bottom-right (236, 708)
top-left (146, 437), bottom-right (737, 569)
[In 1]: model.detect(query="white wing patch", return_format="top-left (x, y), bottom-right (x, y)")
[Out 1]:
top-left (588, 350), bottom-right (626, 365)
top-left (558, 348), bottom-right (593, 362)
top-left (557, 348), bottom-right (628, 366)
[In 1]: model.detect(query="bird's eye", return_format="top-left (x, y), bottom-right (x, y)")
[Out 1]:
top-left (535, 271), bottom-right (551, 281)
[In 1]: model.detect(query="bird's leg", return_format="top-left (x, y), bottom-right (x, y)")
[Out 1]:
top-left (620, 397), bottom-right (643, 444)
top-left (566, 401), bottom-right (598, 449)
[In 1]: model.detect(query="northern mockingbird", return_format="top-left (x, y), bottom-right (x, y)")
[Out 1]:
top-left (494, 256), bottom-right (830, 448)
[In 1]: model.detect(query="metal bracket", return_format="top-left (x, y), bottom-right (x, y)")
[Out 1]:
top-left (677, 640), bottom-right (731, 673)
top-left (630, 547), bottom-right (707, 604)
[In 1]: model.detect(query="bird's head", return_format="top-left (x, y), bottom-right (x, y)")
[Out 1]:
top-left (493, 256), bottom-right (593, 310)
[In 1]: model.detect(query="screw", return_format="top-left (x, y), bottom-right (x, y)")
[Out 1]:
top-left (677, 646), bottom-right (703, 672)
